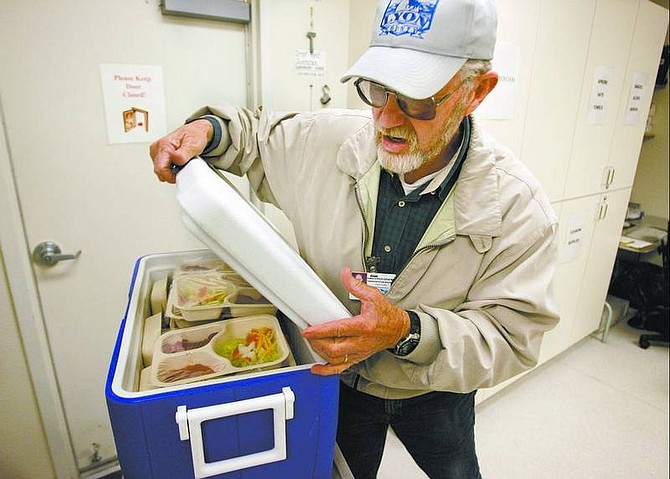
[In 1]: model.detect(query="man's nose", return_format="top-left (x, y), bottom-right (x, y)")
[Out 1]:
top-left (376, 93), bottom-right (407, 128)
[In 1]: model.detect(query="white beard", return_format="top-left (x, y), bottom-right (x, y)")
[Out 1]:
top-left (377, 148), bottom-right (425, 175)
top-left (375, 102), bottom-right (466, 177)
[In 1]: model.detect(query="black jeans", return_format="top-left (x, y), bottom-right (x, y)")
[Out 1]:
top-left (336, 383), bottom-right (481, 479)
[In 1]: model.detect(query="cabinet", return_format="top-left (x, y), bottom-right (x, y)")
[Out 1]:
top-left (539, 198), bottom-right (595, 363)
top-left (607, 0), bottom-right (670, 192)
top-left (541, 189), bottom-right (632, 364)
top-left (552, 0), bottom-right (667, 358)
top-left (564, 0), bottom-right (668, 199)
top-left (473, 0), bottom-right (541, 157)
top-left (516, 0), bottom-right (596, 202)
top-left (563, 0), bottom-right (638, 200)
top-left (476, 0), bottom-right (665, 364)
top-left (570, 188), bottom-right (632, 342)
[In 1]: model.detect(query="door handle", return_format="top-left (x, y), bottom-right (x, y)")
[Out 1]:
top-left (32, 241), bottom-right (82, 266)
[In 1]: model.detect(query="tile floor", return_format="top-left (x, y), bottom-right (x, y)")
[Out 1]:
top-left (377, 320), bottom-right (669, 479)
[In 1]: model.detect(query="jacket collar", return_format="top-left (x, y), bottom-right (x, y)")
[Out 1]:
top-left (336, 115), bottom-right (502, 238)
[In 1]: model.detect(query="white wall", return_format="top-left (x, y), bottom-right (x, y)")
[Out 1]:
top-left (259, 0), bottom-right (352, 112)
top-left (347, 1), bottom-right (378, 107)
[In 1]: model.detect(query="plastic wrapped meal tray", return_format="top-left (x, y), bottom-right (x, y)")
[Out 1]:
top-left (167, 278), bottom-right (277, 323)
top-left (173, 273), bottom-right (238, 321)
top-left (150, 315), bottom-right (290, 388)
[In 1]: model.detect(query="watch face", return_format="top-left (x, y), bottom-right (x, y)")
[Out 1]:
top-left (395, 335), bottom-right (420, 356)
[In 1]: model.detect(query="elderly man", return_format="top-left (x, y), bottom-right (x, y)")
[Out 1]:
top-left (150, 0), bottom-right (559, 477)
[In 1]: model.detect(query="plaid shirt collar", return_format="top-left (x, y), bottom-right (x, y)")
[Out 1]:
top-left (393, 115), bottom-right (471, 202)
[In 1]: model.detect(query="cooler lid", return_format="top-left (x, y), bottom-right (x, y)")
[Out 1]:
top-left (176, 158), bottom-right (351, 329)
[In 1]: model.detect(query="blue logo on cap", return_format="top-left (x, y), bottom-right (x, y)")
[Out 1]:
top-left (380, 0), bottom-right (439, 38)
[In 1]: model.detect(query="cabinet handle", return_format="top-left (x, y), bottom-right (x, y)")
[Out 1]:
top-left (595, 201), bottom-right (609, 220)
top-left (601, 166), bottom-right (615, 188)
top-left (608, 167), bottom-right (615, 187)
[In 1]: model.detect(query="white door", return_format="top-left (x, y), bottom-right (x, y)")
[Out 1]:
top-left (0, 0), bottom-right (249, 474)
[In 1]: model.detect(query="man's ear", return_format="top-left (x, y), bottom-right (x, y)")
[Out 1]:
top-left (464, 71), bottom-right (499, 115)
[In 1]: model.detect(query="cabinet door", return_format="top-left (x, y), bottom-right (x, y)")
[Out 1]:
top-left (562, 0), bottom-right (639, 200)
top-left (571, 188), bottom-right (631, 342)
top-left (539, 197), bottom-right (599, 364)
top-left (519, 0), bottom-right (596, 202)
top-left (473, 0), bottom-right (540, 157)
top-left (608, 0), bottom-right (669, 191)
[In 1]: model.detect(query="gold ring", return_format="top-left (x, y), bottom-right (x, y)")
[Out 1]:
top-left (343, 354), bottom-right (349, 364)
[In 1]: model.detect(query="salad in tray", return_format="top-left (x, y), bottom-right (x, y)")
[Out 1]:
top-left (214, 327), bottom-right (283, 367)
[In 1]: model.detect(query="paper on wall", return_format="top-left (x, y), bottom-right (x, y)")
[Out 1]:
top-left (623, 72), bottom-right (649, 125)
top-left (562, 213), bottom-right (587, 263)
top-left (586, 65), bottom-right (614, 125)
top-left (100, 64), bottom-right (167, 144)
top-left (295, 50), bottom-right (326, 77)
top-left (476, 42), bottom-right (520, 120)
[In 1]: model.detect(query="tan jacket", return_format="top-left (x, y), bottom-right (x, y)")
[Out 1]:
top-left (191, 104), bottom-right (560, 399)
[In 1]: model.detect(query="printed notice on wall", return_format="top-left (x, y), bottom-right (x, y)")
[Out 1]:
top-left (562, 213), bottom-right (587, 263)
top-left (587, 65), bottom-right (614, 125)
top-left (623, 72), bottom-right (649, 125)
top-left (476, 42), bottom-right (520, 120)
top-left (295, 50), bottom-right (326, 77)
top-left (99, 64), bottom-right (167, 144)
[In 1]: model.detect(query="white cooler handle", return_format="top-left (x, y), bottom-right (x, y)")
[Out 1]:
top-left (175, 387), bottom-right (295, 478)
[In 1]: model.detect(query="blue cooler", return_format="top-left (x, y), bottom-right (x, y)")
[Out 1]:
top-left (106, 160), bottom-right (353, 479)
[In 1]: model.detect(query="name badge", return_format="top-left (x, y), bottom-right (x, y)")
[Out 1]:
top-left (349, 271), bottom-right (396, 300)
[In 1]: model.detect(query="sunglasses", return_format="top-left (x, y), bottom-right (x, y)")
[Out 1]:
top-left (354, 78), bottom-right (459, 120)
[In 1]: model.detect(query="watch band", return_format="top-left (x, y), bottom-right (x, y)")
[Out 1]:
top-left (390, 311), bottom-right (421, 356)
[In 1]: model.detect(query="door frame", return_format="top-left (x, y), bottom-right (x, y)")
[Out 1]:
top-left (0, 98), bottom-right (79, 477)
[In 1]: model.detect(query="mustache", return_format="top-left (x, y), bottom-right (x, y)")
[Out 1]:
top-left (375, 126), bottom-right (417, 142)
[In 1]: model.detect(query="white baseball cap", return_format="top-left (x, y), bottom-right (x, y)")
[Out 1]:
top-left (341, 0), bottom-right (497, 99)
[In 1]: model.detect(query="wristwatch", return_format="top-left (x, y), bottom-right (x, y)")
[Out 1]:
top-left (390, 311), bottom-right (421, 356)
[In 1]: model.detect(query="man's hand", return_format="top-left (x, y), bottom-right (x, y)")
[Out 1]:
top-left (149, 119), bottom-right (213, 183)
top-left (302, 267), bottom-right (410, 375)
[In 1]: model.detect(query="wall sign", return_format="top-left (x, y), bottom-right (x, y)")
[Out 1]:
top-left (476, 42), bottom-right (520, 120)
top-left (295, 50), bottom-right (326, 77)
top-left (99, 64), bottom-right (167, 144)
top-left (586, 65), bottom-right (614, 125)
top-left (562, 213), bottom-right (587, 263)
top-left (623, 71), bottom-right (649, 125)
